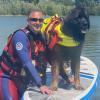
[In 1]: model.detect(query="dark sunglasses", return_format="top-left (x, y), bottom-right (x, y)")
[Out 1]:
top-left (29, 18), bottom-right (44, 22)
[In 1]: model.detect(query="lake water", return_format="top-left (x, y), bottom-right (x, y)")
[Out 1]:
top-left (0, 16), bottom-right (100, 100)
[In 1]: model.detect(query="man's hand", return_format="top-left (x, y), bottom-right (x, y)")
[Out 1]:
top-left (40, 85), bottom-right (53, 95)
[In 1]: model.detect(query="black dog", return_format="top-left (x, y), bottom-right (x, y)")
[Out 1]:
top-left (42, 5), bottom-right (90, 90)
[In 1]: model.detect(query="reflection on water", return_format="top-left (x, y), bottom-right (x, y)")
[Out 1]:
top-left (82, 16), bottom-right (100, 100)
top-left (0, 16), bottom-right (100, 100)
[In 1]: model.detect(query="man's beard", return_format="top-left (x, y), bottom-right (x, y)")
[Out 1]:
top-left (31, 24), bottom-right (42, 33)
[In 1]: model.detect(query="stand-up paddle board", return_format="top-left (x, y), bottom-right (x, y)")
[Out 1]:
top-left (22, 56), bottom-right (98, 100)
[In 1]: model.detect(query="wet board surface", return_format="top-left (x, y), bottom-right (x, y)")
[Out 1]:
top-left (22, 56), bottom-right (98, 100)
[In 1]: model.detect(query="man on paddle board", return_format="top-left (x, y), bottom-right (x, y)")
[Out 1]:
top-left (0, 9), bottom-right (52, 100)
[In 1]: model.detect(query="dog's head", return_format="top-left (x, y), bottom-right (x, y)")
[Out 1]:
top-left (62, 6), bottom-right (90, 42)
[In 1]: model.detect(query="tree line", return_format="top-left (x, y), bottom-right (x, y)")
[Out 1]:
top-left (0, 0), bottom-right (100, 15)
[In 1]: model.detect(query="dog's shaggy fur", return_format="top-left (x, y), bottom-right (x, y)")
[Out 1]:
top-left (46, 6), bottom-right (90, 90)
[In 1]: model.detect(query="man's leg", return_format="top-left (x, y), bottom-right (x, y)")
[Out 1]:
top-left (0, 77), bottom-right (18, 100)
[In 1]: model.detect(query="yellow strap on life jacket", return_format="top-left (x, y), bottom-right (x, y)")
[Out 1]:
top-left (41, 14), bottom-right (60, 44)
top-left (54, 24), bottom-right (80, 47)
top-left (41, 14), bottom-right (60, 35)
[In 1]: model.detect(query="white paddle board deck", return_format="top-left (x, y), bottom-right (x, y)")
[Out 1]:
top-left (22, 56), bottom-right (98, 100)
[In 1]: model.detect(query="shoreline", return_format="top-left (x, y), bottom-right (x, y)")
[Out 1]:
top-left (0, 14), bottom-right (100, 17)
top-left (0, 15), bottom-right (26, 16)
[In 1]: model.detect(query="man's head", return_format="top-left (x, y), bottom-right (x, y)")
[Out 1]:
top-left (27, 9), bottom-right (44, 33)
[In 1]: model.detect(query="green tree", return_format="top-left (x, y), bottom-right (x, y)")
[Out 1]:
top-left (23, 0), bottom-right (39, 4)
top-left (33, 0), bottom-right (39, 5)
top-left (51, 0), bottom-right (74, 5)
top-left (75, 0), bottom-right (96, 6)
